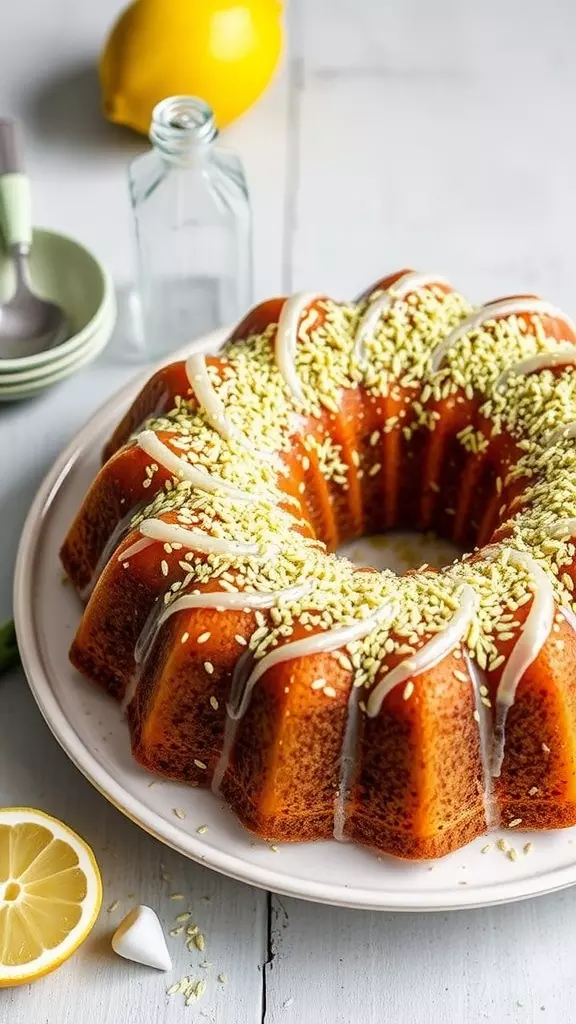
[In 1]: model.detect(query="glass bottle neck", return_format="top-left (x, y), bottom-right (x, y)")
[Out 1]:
top-left (149, 96), bottom-right (218, 166)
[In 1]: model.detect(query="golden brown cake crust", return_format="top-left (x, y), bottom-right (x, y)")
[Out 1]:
top-left (62, 272), bottom-right (576, 859)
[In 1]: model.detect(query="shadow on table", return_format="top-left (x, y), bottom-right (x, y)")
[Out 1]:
top-left (20, 61), bottom-right (144, 161)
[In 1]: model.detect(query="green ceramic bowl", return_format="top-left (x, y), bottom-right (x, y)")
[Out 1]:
top-left (0, 227), bottom-right (115, 372)
top-left (0, 303), bottom-right (117, 401)
top-left (0, 299), bottom-right (117, 389)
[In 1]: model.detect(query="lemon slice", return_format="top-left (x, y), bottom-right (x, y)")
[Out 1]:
top-left (0, 808), bottom-right (102, 986)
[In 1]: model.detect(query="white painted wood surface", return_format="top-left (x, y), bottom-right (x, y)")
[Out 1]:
top-left (2, 1), bottom-right (576, 1021)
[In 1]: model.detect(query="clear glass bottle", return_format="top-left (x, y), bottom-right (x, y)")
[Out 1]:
top-left (128, 95), bottom-right (252, 360)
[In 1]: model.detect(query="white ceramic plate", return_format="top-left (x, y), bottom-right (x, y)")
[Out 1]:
top-left (14, 330), bottom-right (576, 911)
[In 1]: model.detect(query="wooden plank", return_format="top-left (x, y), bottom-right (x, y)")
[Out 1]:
top-left (292, 0), bottom-right (576, 308)
top-left (265, 887), bottom-right (576, 1023)
top-left (0, 671), bottom-right (267, 1023)
top-left (300, 0), bottom-right (576, 78)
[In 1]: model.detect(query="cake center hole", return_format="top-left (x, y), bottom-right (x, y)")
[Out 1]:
top-left (338, 531), bottom-right (463, 574)
top-left (3, 881), bottom-right (21, 902)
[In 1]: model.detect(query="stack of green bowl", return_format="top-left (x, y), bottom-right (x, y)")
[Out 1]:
top-left (0, 228), bottom-right (116, 401)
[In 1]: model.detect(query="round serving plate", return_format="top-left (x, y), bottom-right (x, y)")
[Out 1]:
top-left (14, 329), bottom-right (576, 911)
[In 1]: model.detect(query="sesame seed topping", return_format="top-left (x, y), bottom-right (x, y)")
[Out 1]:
top-left (109, 277), bottom-right (576, 839)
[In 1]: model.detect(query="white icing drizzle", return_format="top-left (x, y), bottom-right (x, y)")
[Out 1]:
top-left (157, 582), bottom-right (312, 631)
top-left (81, 506), bottom-right (146, 601)
top-left (495, 347), bottom-right (576, 392)
top-left (489, 548), bottom-right (555, 777)
top-left (492, 549), bottom-right (554, 709)
top-left (545, 420), bottom-right (576, 449)
top-left (185, 353), bottom-right (236, 440)
top-left (333, 680), bottom-right (360, 843)
top-left (121, 671), bottom-right (141, 714)
top-left (230, 601), bottom-right (397, 721)
top-left (559, 603), bottom-right (576, 634)
top-left (464, 653), bottom-right (499, 831)
top-left (354, 272), bottom-right (449, 363)
top-left (137, 430), bottom-right (262, 503)
top-left (134, 582), bottom-right (312, 670)
top-left (183, 355), bottom-right (281, 467)
top-left (430, 299), bottom-right (576, 373)
top-left (548, 518), bottom-right (576, 540)
top-left (117, 536), bottom-right (155, 563)
top-left (274, 292), bottom-right (321, 402)
top-left (366, 585), bottom-right (477, 718)
top-left (211, 712), bottom-right (237, 795)
top-left (138, 518), bottom-right (263, 557)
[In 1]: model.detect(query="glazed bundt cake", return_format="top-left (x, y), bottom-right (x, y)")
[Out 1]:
top-left (61, 269), bottom-right (576, 860)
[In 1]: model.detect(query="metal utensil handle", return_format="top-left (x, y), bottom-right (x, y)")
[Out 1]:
top-left (0, 118), bottom-right (31, 248)
top-left (0, 118), bottom-right (23, 175)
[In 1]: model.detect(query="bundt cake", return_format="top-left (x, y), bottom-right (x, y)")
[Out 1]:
top-left (61, 269), bottom-right (576, 860)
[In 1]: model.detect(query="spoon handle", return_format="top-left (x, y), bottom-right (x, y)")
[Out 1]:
top-left (0, 119), bottom-right (31, 250)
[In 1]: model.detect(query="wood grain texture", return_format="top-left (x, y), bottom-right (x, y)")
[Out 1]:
top-left (293, 0), bottom-right (576, 307)
top-left (266, 888), bottom-right (576, 1023)
top-left (0, 674), bottom-right (267, 1024)
top-left (3, 0), bottom-right (576, 1022)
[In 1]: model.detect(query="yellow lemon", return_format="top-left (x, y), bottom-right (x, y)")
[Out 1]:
top-left (100, 0), bottom-right (283, 135)
top-left (0, 808), bottom-right (102, 987)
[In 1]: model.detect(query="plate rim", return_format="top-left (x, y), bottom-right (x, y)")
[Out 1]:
top-left (13, 330), bottom-right (576, 912)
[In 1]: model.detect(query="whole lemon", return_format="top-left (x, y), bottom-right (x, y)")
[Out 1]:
top-left (99, 0), bottom-right (283, 135)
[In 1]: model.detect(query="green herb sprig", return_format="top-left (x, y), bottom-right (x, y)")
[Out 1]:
top-left (0, 620), bottom-right (20, 677)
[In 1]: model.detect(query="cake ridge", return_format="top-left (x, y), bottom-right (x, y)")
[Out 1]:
top-left (61, 270), bottom-right (576, 858)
